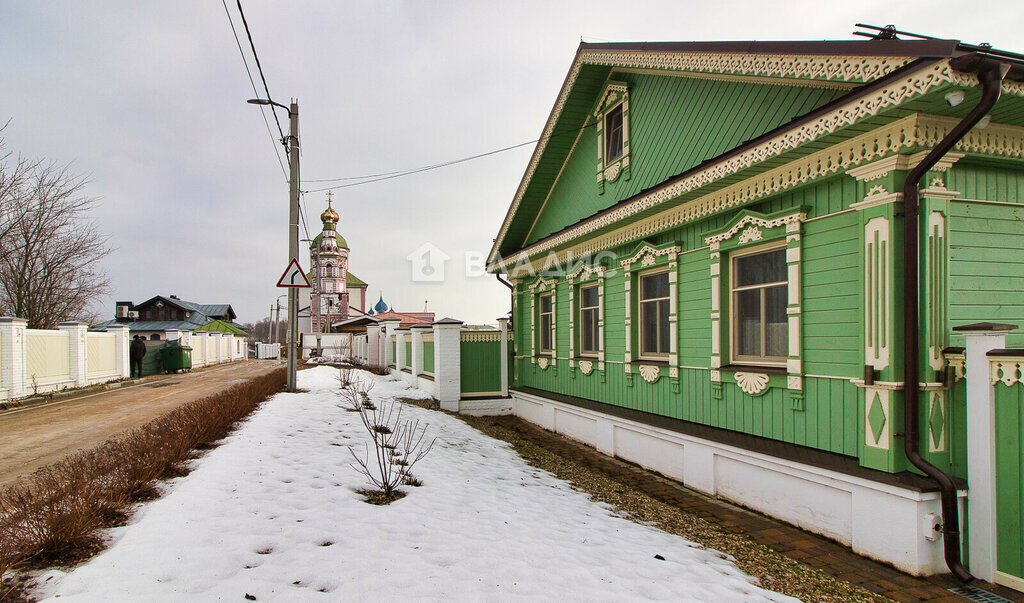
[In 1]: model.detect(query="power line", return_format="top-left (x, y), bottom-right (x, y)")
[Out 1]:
top-left (235, 0), bottom-right (287, 149)
top-left (298, 192), bottom-right (312, 241)
top-left (300, 117), bottom-right (597, 194)
top-left (221, 0), bottom-right (287, 180)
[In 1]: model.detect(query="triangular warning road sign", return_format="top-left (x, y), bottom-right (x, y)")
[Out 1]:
top-left (277, 258), bottom-right (311, 288)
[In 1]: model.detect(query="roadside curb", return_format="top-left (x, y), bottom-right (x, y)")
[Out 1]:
top-left (0, 376), bottom-right (171, 415)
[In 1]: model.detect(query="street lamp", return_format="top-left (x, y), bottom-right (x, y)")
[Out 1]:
top-left (249, 97), bottom-right (300, 392)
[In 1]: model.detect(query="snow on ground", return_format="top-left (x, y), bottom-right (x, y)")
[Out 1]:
top-left (35, 366), bottom-right (796, 602)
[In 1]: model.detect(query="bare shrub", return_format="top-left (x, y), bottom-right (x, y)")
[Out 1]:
top-left (348, 400), bottom-right (435, 502)
top-left (363, 363), bottom-right (390, 376)
top-left (337, 368), bottom-right (353, 388)
top-left (0, 367), bottom-right (286, 586)
top-left (337, 377), bottom-right (374, 413)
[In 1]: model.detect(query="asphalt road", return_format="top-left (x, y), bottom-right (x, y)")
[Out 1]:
top-left (0, 360), bottom-right (284, 489)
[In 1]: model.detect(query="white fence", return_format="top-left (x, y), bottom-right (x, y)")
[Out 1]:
top-left (301, 333), bottom-right (352, 359)
top-left (1, 319), bottom-right (129, 400)
top-left (255, 342), bottom-right (281, 359)
top-left (0, 318), bottom-right (249, 401)
top-left (350, 318), bottom-right (511, 414)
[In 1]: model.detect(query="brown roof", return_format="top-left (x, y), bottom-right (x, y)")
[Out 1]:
top-left (368, 310), bottom-right (435, 327)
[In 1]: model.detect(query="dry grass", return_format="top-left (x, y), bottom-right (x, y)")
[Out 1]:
top-left (0, 368), bottom-right (285, 598)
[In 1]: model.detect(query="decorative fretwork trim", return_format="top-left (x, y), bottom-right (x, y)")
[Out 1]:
top-left (845, 151), bottom-right (964, 182)
top-left (587, 51), bottom-right (914, 83)
top-left (620, 243), bottom-right (680, 269)
top-left (578, 360), bottom-right (594, 375)
top-left (461, 331), bottom-right (502, 342)
top-left (610, 67), bottom-right (860, 90)
top-left (944, 352), bottom-right (965, 382)
top-left (566, 262), bottom-right (604, 283)
top-left (489, 56), bottom-right (1024, 270)
top-left (496, 111), bottom-right (1024, 272)
top-left (528, 276), bottom-right (559, 293)
top-left (705, 212), bottom-right (805, 247)
top-left (991, 357), bottom-right (1024, 387)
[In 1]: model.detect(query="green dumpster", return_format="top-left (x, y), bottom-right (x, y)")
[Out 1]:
top-left (160, 341), bottom-right (193, 373)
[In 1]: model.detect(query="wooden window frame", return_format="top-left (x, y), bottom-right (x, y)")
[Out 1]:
top-left (578, 283), bottom-right (600, 358)
top-left (592, 81), bottom-right (631, 195)
top-left (728, 241), bottom-right (788, 368)
top-left (637, 268), bottom-right (671, 362)
top-left (537, 292), bottom-right (554, 355)
top-left (604, 102), bottom-right (624, 162)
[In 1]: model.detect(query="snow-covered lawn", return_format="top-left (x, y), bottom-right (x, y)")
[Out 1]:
top-left (36, 366), bottom-right (796, 602)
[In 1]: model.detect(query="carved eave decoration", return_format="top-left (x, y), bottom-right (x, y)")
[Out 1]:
top-left (492, 112), bottom-right (1024, 274)
top-left (487, 51), bottom-right (1024, 273)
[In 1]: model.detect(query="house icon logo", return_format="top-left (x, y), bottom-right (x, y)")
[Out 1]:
top-left (407, 242), bottom-right (451, 282)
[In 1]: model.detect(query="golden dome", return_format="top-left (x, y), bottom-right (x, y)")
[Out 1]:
top-left (320, 196), bottom-right (339, 224)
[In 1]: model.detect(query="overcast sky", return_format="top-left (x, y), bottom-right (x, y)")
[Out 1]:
top-left (1, 1), bottom-right (1021, 326)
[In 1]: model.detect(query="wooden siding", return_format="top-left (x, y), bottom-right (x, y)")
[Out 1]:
top-left (801, 210), bottom-right (861, 377)
top-left (948, 201), bottom-right (1024, 347)
top-left (948, 161), bottom-right (1024, 204)
top-left (524, 74), bottom-right (846, 245)
top-left (518, 358), bottom-right (858, 457)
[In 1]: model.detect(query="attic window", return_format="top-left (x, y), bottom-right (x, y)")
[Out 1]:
top-left (593, 81), bottom-right (631, 194)
top-left (605, 104), bottom-right (624, 161)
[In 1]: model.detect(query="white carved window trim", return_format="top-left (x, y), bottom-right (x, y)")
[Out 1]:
top-left (593, 81), bottom-right (631, 195)
top-left (729, 241), bottom-right (789, 368)
top-left (620, 243), bottom-right (679, 377)
top-left (706, 210), bottom-right (804, 391)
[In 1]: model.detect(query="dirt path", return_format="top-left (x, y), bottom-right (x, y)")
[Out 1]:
top-left (0, 360), bottom-right (284, 489)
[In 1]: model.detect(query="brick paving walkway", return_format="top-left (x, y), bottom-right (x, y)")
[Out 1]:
top-left (488, 416), bottom-right (1024, 603)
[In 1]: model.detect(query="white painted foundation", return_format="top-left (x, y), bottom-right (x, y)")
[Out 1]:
top-left (512, 389), bottom-right (963, 576)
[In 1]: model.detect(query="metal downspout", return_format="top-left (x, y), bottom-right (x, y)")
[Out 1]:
top-left (902, 57), bottom-right (1005, 583)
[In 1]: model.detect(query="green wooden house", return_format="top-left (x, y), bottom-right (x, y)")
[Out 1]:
top-left (487, 36), bottom-right (1024, 586)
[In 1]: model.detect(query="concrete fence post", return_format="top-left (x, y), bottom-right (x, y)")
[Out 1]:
top-left (58, 322), bottom-right (89, 387)
top-left (956, 322), bottom-right (1015, 582)
top-left (433, 318), bottom-right (463, 412)
top-left (0, 317), bottom-right (28, 399)
top-left (498, 317), bottom-right (509, 397)
top-left (106, 325), bottom-right (131, 379)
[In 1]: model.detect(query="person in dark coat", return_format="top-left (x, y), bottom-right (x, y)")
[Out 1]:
top-left (130, 335), bottom-right (147, 378)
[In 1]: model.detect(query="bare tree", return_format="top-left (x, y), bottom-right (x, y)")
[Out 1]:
top-left (0, 133), bottom-right (111, 328)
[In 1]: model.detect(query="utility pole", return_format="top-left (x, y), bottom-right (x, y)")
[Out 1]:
top-left (286, 100), bottom-right (300, 392)
top-left (247, 96), bottom-right (301, 391)
top-left (270, 304), bottom-right (276, 344)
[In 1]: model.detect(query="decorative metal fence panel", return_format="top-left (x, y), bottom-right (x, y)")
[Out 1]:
top-left (460, 331), bottom-right (503, 397)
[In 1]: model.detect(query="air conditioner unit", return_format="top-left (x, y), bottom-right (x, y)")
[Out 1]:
top-left (128, 311), bottom-right (140, 319)
top-left (116, 305), bottom-right (129, 318)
